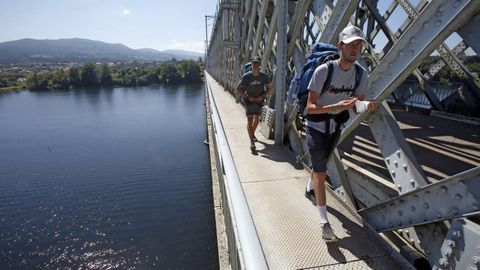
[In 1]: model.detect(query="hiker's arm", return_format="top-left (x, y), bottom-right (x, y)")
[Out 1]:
top-left (307, 91), bottom-right (356, 114)
top-left (257, 81), bottom-right (272, 101)
top-left (353, 73), bottom-right (378, 112)
top-left (236, 81), bottom-right (249, 98)
top-left (353, 93), bottom-right (379, 112)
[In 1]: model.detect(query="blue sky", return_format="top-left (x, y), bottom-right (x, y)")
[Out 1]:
top-left (0, 1), bottom-right (465, 55)
top-left (0, 0), bottom-right (218, 53)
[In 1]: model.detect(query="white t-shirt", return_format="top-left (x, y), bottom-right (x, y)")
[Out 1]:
top-left (306, 60), bottom-right (368, 134)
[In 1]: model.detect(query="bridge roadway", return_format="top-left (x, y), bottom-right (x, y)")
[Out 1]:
top-left (206, 72), bottom-right (415, 270)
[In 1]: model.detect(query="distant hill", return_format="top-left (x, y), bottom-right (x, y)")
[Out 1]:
top-left (0, 38), bottom-right (203, 64)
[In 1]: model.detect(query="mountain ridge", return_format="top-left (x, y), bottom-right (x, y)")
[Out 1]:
top-left (0, 38), bottom-right (203, 64)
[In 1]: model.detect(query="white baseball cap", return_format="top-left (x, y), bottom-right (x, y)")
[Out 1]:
top-left (339, 26), bottom-right (367, 44)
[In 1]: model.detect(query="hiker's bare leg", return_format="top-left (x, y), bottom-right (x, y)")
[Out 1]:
top-left (252, 115), bottom-right (260, 136)
top-left (247, 115), bottom-right (254, 140)
top-left (312, 171), bottom-right (327, 206)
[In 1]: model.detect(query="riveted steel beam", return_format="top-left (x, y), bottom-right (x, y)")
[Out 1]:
top-left (245, 0), bottom-right (259, 58)
top-left (368, 105), bottom-right (427, 191)
top-left (359, 167), bottom-right (480, 232)
top-left (432, 218), bottom-right (480, 270)
top-left (424, 41), bottom-right (467, 80)
top-left (395, 0), bottom-right (477, 96)
top-left (394, 0), bottom-right (474, 110)
top-left (343, 159), bottom-right (398, 208)
top-left (252, 0), bottom-right (269, 56)
top-left (363, 0), bottom-right (395, 44)
top-left (274, 0), bottom-right (287, 144)
top-left (326, 151), bottom-right (358, 209)
top-left (262, 0), bottom-right (278, 70)
top-left (310, 0), bottom-right (332, 35)
top-left (292, 46), bottom-right (305, 73)
top-left (436, 44), bottom-right (480, 99)
top-left (241, 0), bottom-right (251, 59)
top-left (287, 0), bottom-right (313, 59)
top-left (368, 1), bottom-right (396, 50)
top-left (320, 0), bottom-right (359, 44)
top-left (339, 0), bottom-right (480, 144)
top-left (457, 12), bottom-right (480, 54)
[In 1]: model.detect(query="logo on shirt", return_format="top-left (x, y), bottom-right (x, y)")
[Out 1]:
top-left (250, 80), bottom-right (264, 86)
top-left (326, 84), bottom-right (354, 94)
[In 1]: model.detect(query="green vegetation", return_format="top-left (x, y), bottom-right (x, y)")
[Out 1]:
top-left (0, 59), bottom-right (203, 91)
top-left (417, 55), bottom-right (480, 85)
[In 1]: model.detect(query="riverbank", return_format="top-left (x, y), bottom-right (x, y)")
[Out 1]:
top-left (0, 86), bottom-right (26, 93)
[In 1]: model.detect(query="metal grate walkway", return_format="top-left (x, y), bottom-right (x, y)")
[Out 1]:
top-left (206, 73), bottom-right (413, 269)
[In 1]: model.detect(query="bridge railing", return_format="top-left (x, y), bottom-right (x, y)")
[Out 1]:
top-left (206, 0), bottom-right (480, 268)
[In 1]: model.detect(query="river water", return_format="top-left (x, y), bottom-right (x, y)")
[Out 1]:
top-left (0, 85), bottom-right (218, 269)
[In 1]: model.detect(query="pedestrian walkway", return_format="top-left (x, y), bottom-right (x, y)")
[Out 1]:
top-left (205, 72), bottom-right (413, 269)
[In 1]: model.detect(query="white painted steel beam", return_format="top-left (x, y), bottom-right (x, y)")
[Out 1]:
top-left (368, 105), bottom-right (427, 192)
top-left (274, 0), bottom-right (287, 144)
top-left (432, 219), bottom-right (480, 270)
top-left (326, 151), bottom-right (358, 209)
top-left (252, 0), bottom-right (269, 56)
top-left (320, 0), bottom-right (359, 44)
top-left (262, 0), bottom-right (278, 71)
top-left (245, 0), bottom-right (259, 59)
top-left (359, 167), bottom-right (480, 231)
top-left (340, 0), bottom-right (480, 144)
top-left (205, 0), bottom-right (480, 266)
top-left (458, 12), bottom-right (480, 54)
top-left (287, 0), bottom-right (312, 59)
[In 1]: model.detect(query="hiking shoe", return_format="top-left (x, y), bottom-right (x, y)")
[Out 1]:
top-left (304, 189), bottom-right (316, 206)
top-left (322, 223), bottom-right (339, 243)
top-left (250, 141), bottom-right (256, 151)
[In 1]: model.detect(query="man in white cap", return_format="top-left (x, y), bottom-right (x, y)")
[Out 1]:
top-left (304, 25), bottom-right (378, 242)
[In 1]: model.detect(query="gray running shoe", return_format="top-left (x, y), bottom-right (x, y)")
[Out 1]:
top-left (322, 223), bottom-right (338, 243)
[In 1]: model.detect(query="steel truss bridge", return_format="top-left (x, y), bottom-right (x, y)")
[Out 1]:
top-left (205, 0), bottom-right (480, 268)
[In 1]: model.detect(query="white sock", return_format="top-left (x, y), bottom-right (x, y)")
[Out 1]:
top-left (306, 177), bottom-right (313, 192)
top-left (318, 205), bottom-right (329, 224)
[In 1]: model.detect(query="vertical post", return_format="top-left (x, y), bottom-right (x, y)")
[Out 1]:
top-left (274, 0), bottom-right (287, 145)
top-left (205, 15), bottom-right (209, 68)
top-left (204, 15), bottom-right (216, 72)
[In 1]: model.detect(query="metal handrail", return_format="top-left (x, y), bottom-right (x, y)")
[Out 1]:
top-left (206, 75), bottom-right (269, 270)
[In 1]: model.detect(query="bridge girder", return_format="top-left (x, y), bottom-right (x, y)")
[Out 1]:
top-left (206, 0), bottom-right (480, 267)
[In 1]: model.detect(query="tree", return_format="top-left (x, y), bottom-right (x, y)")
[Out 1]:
top-left (99, 63), bottom-right (113, 86)
top-left (26, 72), bottom-right (49, 90)
top-left (49, 70), bottom-right (69, 89)
top-left (0, 75), bottom-right (8, 87)
top-left (69, 67), bottom-right (81, 87)
top-left (80, 62), bottom-right (98, 87)
top-left (158, 63), bottom-right (179, 84)
top-left (178, 60), bottom-right (201, 83)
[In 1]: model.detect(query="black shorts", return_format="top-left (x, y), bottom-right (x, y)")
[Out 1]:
top-left (306, 126), bottom-right (339, 172)
top-left (245, 100), bottom-right (263, 116)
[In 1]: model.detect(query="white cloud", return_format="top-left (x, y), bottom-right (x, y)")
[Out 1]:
top-left (122, 8), bottom-right (131, 15)
top-left (167, 40), bottom-right (205, 53)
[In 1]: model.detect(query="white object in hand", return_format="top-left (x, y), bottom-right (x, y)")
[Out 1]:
top-left (355, 100), bottom-right (370, 113)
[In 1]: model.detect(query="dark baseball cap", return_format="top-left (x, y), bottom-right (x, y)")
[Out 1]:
top-left (251, 56), bottom-right (261, 62)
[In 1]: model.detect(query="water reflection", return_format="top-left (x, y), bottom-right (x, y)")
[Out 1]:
top-left (0, 85), bottom-right (218, 269)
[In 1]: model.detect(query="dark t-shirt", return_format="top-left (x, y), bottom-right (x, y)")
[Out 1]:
top-left (239, 72), bottom-right (271, 97)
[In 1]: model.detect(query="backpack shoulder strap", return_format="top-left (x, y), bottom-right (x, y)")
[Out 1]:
top-left (353, 63), bottom-right (363, 91)
top-left (320, 61), bottom-right (335, 96)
